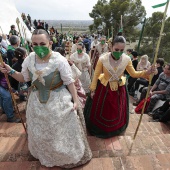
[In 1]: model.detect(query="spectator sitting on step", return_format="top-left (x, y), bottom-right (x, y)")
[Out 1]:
top-left (7, 35), bottom-right (20, 67)
top-left (0, 72), bottom-right (21, 123)
top-left (10, 47), bottom-right (30, 101)
top-left (151, 94), bottom-right (170, 122)
top-left (127, 51), bottom-right (139, 93)
top-left (0, 34), bottom-right (10, 50)
top-left (129, 55), bottom-right (151, 98)
top-left (133, 63), bottom-right (170, 114)
top-left (131, 58), bottom-right (164, 99)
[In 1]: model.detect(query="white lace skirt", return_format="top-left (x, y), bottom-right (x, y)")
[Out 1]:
top-left (26, 87), bottom-right (92, 168)
top-left (79, 70), bottom-right (91, 93)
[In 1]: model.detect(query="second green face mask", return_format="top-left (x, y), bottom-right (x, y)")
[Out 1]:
top-left (77, 49), bottom-right (82, 54)
top-left (33, 46), bottom-right (50, 59)
top-left (112, 51), bottom-right (123, 60)
top-left (101, 40), bottom-right (105, 45)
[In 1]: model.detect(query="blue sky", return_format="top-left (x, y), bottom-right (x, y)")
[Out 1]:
top-left (12, 0), bottom-right (170, 20)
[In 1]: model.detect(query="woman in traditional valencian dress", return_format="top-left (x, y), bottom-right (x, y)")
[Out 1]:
top-left (70, 42), bottom-right (91, 94)
top-left (84, 35), bottom-right (155, 139)
top-left (0, 29), bottom-right (92, 168)
top-left (91, 36), bottom-right (108, 70)
top-left (55, 47), bottom-right (86, 109)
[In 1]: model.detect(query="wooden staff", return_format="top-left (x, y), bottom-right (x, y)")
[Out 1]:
top-left (16, 17), bottom-right (22, 37)
top-left (0, 53), bottom-right (27, 133)
top-left (121, 15), bottom-right (123, 30)
top-left (128, 0), bottom-right (169, 155)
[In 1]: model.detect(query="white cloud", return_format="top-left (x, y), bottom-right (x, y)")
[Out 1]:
top-left (12, 0), bottom-right (98, 20)
top-left (11, 0), bottom-right (170, 20)
top-left (141, 0), bottom-right (170, 17)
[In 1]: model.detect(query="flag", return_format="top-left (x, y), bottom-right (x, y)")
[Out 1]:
top-left (152, 1), bottom-right (167, 8)
top-left (118, 28), bottom-right (123, 33)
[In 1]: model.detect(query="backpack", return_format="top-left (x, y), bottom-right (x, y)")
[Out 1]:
top-left (152, 107), bottom-right (170, 122)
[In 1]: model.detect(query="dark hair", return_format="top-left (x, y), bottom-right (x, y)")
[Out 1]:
top-left (127, 49), bottom-right (133, 53)
top-left (156, 58), bottom-right (164, 67)
top-left (131, 51), bottom-right (138, 58)
top-left (75, 36), bottom-right (80, 41)
top-left (166, 63), bottom-right (170, 70)
top-left (32, 29), bottom-right (50, 40)
top-left (9, 35), bottom-right (20, 45)
top-left (54, 47), bottom-right (65, 56)
top-left (77, 42), bottom-right (84, 49)
top-left (112, 36), bottom-right (126, 45)
top-left (94, 36), bottom-right (98, 39)
top-left (15, 47), bottom-right (27, 59)
top-left (11, 25), bottom-right (15, 29)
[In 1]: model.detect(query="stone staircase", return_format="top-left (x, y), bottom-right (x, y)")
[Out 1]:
top-left (0, 97), bottom-right (170, 170)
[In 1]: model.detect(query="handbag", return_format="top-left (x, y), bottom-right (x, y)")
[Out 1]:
top-left (135, 97), bottom-right (151, 114)
top-left (18, 82), bottom-right (29, 93)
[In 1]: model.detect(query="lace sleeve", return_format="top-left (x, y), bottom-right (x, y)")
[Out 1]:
top-left (58, 56), bottom-right (74, 85)
top-left (21, 56), bottom-right (31, 82)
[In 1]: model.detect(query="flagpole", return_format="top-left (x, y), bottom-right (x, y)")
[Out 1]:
top-left (128, 0), bottom-right (170, 155)
top-left (121, 15), bottom-right (123, 29)
top-left (137, 17), bottom-right (146, 53)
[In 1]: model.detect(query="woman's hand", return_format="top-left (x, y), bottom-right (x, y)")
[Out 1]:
top-left (72, 102), bottom-right (78, 111)
top-left (91, 91), bottom-right (95, 99)
top-left (149, 90), bottom-right (153, 96)
top-left (0, 62), bottom-right (12, 74)
top-left (151, 91), bottom-right (157, 96)
top-left (68, 60), bottom-right (73, 66)
top-left (146, 64), bottom-right (157, 75)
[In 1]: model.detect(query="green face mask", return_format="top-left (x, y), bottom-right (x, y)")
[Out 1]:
top-left (101, 40), bottom-right (105, 45)
top-left (112, 51), bottom-right (123, 60)
top-left (77, 49), bottom-right (82, 54)
top-left (33, 46), bottom-right (50, 59)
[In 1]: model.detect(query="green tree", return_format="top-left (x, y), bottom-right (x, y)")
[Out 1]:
top-left (89, 0), bottom-right (146, 38)
top-left (138, 12), bottom-right (170, 62)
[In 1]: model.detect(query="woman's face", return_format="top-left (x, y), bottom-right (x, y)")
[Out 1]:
top-left (141, 58), bottom-right (146, 63)
top-left (77, 45), bottom-right (83, 54)
top-left (32, 34), bottom-right (52, 48)
top-left (112, 43), bottom-right (125, 52)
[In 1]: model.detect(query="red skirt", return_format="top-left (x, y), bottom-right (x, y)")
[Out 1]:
top-left (84, 82), bottom-right (129, 138)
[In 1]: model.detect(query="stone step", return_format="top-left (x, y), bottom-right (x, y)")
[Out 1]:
top-left (0, 123), bottom-right (26, 137)
top-left (121, 154), bottom-right (170, 170)
top-left (124, 121), bottom-right (170, 136)
top-left (1, 133), bottom-right (170, 162)
top-left (0, 115), bottom-right (169, 138)
top-left (0, 159), bottom-right (117, 170)
top-left (1, 154), bottom-right (170, 170)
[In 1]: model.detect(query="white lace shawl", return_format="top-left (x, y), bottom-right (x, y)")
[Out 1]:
top-left (100, 52), bottom-right (130, 81)
top-left (70, 52), bottom-right (91, 71)
top-left (21, 52), bottom-right (74, 85)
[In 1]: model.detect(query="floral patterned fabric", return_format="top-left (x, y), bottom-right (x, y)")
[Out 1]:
top-left (22, 52), bottom-right (92, 168)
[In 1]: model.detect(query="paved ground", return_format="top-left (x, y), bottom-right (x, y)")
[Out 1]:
top-left (0, 95), bottom-right (170, 170)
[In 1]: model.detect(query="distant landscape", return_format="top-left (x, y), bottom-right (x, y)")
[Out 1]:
top-left (43, 20), bottom-right (93, 33)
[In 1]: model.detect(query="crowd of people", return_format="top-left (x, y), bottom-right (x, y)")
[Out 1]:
top-left (0, 15), bottom-right (170, 168)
